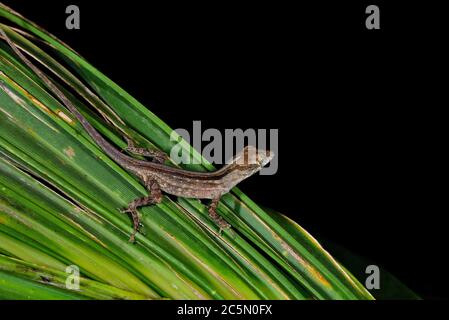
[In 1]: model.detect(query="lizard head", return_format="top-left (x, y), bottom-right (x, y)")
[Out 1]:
top-left (233, 145), bottom-right (274, 167)
top-left (220, 146), bottom-right (274, 191)
top-left (230, 145), bottom-right (274, 174)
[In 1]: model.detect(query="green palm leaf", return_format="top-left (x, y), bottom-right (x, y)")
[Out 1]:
top-left (0, 2), bottom-right (374, 300)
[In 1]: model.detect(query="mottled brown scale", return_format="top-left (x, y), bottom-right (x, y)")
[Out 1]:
top-left (1, 27), bottom-right (274, 242)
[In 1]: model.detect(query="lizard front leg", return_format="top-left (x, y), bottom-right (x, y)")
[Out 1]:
top-left (123, 136), bottom-right (168, 163)
top-left (208, 197), bottom-right (231, 234)
top-left (120, 178), bottom-right (162, 242)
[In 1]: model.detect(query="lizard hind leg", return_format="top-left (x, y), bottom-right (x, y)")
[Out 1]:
top-left (120, 179), bottom-right (163, 243)
top-left (208, 197), bottom-right (231, 234)
top-left (123, 136), bottom-right (168, 163)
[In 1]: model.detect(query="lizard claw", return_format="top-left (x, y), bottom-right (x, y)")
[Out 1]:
top-left (218, 222), bottom-right (231, 235)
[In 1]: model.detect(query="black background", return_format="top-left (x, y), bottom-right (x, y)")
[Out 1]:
top-left (2, 1), bottom-right (445, 299)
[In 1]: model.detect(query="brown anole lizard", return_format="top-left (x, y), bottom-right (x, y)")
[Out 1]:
top-left (0, 27), bottom-right (273, 242)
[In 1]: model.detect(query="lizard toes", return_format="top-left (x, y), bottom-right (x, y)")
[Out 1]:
top-left (218, 221), bottom-right (231, 234)
top-left (119, 207), bottom-right (134, 214)
top-left (128, 233), bottom-right (136, 243)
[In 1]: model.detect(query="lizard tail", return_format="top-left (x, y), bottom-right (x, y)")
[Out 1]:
top-left (0, 26), bottom-right (135, 168)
